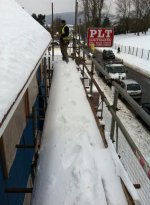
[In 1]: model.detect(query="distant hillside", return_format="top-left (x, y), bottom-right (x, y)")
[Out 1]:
top-left (45, 12), bottom-right (116, 26)
top-left (45, 12), bottom-right (75, 25)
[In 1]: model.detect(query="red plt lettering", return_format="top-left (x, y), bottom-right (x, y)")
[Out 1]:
top-left (87, 28), bottom-right (114, 47)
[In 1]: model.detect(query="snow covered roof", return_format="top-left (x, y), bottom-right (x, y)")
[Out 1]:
top-left (0, 0), bottom-right (51, 133)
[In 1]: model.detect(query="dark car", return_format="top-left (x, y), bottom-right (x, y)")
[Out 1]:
top-left (142, 103), bottom-right (150, 115)
top-left (102, 50), bottom-right (115, 60)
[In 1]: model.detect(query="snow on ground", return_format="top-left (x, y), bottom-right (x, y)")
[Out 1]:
top-left (0, 0), bottom-right (50, 132)
top-left (114, 30), bottom-right (150, 50)
top-left (31, 55), bottom-right (140, 205)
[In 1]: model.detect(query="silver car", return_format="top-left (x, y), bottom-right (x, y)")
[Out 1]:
top-left (120, 79), bottom-right (142, 100)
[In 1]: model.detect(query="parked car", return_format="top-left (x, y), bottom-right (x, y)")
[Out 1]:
top-left (141, 103), bottom-right (150, 115)
top-left (120, 79), bottom-right (142, 101)
top-left (102, 50), bottom-right (115, 60)
top-left (104, 60), bottom-right (127, 83)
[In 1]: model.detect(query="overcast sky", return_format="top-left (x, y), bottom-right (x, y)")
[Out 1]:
top-left (15, 0), bottom-right (75, 15)
top-left (15, 0), bottom-right (115, 16)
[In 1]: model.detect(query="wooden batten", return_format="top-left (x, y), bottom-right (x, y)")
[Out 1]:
top-left (0, 136), bottom-right (9, 178)
top-left (0, 71), bottom-right (39, 177)
top-left (121, 179), bottom-right (136, 205)
top-left (24, 90), bottom-right (30, 118)
top-left (28, 74), bottom-right (38, 114)
top-left (2, 97), bottom-right (27, 174)
top-left (40, 61), bottom-right (43, 83)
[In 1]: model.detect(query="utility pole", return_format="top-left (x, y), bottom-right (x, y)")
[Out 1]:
top-left (51, 2), bottom-right (54, 61)
top-left (73, 0), bottom-right (78, 58)
top-left (74, 0), bottom-right (78, 39)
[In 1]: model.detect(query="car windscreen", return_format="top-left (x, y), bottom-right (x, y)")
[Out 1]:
top-left (107, 66), bottom-right (126, 73)
top-left (107, 51), bottom-right (113, 53)
top-left (127, 84), bottom-right (141, 91)
top-left (106, 51), bottom-right (114, 55)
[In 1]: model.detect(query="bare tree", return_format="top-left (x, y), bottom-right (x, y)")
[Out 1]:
top-left (80, 0), bottom-right (90, 25)
top-left (98, 0), bottom-right (105, 26)
top-left (132, 0), bottom-right (150, 35)
top-left (115, 0), bottom-right (132, 33)
top-left (132, 0), bottom-right (142, 35)
top-left (88, 0), bottom-right (105, 26)
top-left (79, 0), bottom-right (105, 26)
top-left (138, 0), bottom-right (150, 34)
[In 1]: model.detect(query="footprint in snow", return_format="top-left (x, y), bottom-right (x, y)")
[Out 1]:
top-left (62, 145), bottom-right (82, 169)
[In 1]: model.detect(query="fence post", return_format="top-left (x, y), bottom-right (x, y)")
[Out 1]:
top-left (121, 45), bottom-right (123, 52)
top-left (132, 47), bottom-right (134, 55)
top-left (136, 48), bottom-right (138, 56)
top-left (147, 50), bottom-right (150, 60)
top-left (128, 46), bottom-right (130, 54)
top-left (141, 49), bottom-right (143, 58)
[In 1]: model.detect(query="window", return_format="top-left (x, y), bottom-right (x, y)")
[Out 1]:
top-left (127, 84), bottom-right (141, 91)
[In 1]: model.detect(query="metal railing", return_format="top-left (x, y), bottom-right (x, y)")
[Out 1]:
top-left (76, 43), bottom-right (150, 181)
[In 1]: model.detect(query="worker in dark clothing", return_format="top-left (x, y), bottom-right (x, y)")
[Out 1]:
top-left (60, 20), bottom-right (70, 63)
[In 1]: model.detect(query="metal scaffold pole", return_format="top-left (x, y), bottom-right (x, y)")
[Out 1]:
top-left (73, 0), bottom-right (78, 58)
top-left (51, 3), bottom-right (54, 61)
